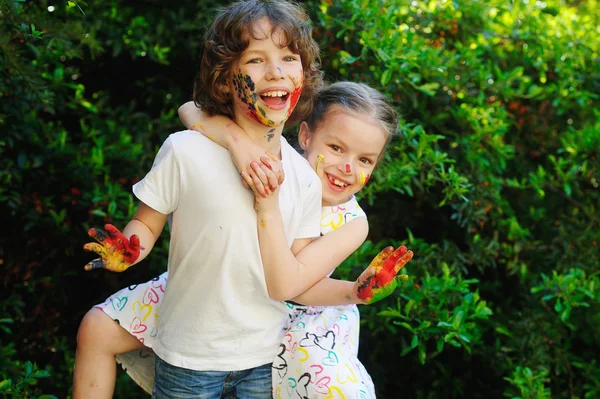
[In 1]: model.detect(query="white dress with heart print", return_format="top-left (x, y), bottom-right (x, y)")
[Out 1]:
top-left (95, 196), bottom-right (374, 398)
top-left (273, 197), bottom-right (375, 399)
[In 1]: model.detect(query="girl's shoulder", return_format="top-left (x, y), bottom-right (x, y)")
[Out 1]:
top-left (320, 196), bottom-right (366, 235)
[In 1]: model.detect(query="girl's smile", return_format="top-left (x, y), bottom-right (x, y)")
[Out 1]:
top-left (299, 106), bottom-right (388, 206)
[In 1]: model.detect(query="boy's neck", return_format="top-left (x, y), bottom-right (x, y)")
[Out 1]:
top-left (235, 117), bottom-right (284, 158)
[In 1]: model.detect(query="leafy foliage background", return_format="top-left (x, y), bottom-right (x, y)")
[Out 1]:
top-left (1, 0), bottom-right (599, 398)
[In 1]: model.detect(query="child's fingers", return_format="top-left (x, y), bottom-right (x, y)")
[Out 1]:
top-left (368, 246), bottom-right (395, 271)
top-left (87, 227), bottom-right (107, 245)
top-left (240, 171), bottom-right (255, 191)
top-left (128, 234), bottom-right (141, 254)
top-left (260, 155), bottom-right (285, 185)
top-left (249, 162), bottom-right (268, 197)
top-left (258, 163), bottom-right (279, 192)
top-left (241, 171), bottom-right (260, 198)
top-left (260, 156), bottom-right (275, 171)
top-left (104, 224), bottom-right (124, 241)
top-left (393, 250), bottom-right (414, 273)
top-left (381, 246), bottom-right (408, 272)
top-left (84, 258), bottom-right (104, 271)
top-left (83, 242), bottom-right (106, 257)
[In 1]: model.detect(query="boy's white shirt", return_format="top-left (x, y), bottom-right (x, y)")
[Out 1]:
top-left (133, 130), bottom-right (322, 371)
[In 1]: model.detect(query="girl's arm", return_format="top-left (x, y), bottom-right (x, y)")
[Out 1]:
top-left (256, 195), bottom-right (369, 301)
top-left (178, 101), bottom-right (242, 149)
top-left (83, 202), bottom-right (167, 272)
top-left (178, 102), bottom-right (284, 188)
top-left (291, 246), bottom-right (413, 306)
top-left (249, 164), bottom-right (413, 303)
top-left (291, 278), bottom-right (357, 306)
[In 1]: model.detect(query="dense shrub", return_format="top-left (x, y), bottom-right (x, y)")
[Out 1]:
top-left (1, 0), bottom-right (598, 398)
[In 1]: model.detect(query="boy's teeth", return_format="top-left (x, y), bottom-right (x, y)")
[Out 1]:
top-left (263, 91), bottom-right (286, 97)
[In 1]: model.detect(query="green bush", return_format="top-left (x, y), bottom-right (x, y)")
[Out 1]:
top-left (1, 0), bottom-right (598, 398)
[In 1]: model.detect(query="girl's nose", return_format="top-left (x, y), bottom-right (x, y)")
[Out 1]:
top-left (339, 161), bottom-right (353, 175)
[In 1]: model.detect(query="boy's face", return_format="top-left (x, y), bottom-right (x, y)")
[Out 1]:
top-left (228, 18), bottom-right (304, 129)
top-left (299, 107), bottom-right (388, 206)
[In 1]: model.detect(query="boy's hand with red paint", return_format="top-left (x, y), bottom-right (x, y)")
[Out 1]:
top-left (83, 224), bottom-right (141, 272)
top-left (355, 246), bottom-right (414, 305)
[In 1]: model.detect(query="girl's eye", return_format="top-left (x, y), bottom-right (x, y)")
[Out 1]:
top-left (248, 58), bottom-right (262, 64)
top-left (284, 55), bottom-right (298, 62)
top-left (329, 144), bottom-right (342, 152)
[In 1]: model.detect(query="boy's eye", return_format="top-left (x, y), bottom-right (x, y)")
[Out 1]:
top-left (360, 157), bottom-right (373, 165)
top-left (284, 55), bottom-right (299, 62)
top-left (329, 144), bottom-right (342, 152)
top-left (247, 58), bottom-right (262, 64)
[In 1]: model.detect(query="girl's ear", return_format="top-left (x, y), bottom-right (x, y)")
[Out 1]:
top-left (298, 122), bottom-right (312, 150)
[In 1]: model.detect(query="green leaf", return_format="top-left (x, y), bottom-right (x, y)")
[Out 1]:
top-left (437, 338), bottom-right (444, 352)
top-left (381, 69), bottom-right (392, 85)
top-left (563, 183), bottom-right (572, 197)
top-left (417, 82), bottom-right (440, 96)
top-left (418, 343), bottom-right (426, 364)
top-left (411, 334), bottom-right (419, 348)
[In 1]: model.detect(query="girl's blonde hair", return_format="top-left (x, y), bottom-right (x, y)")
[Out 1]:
top-left (305, 82), bottom-right (399, 152)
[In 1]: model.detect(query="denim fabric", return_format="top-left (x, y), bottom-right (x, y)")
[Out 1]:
top-left (152, 355), bottom-right (271, 399)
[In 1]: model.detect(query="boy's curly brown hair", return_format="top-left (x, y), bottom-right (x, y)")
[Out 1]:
top-left (193, 0), bottom-right (323, 125)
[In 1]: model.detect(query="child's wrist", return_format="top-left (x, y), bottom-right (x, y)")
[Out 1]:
top-left (256, 205), bottom-right (280, 217)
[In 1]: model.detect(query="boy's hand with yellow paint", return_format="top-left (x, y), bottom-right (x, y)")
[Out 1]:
top-left (83, 224), bottom-right (141, 272)
top-left (355, 246), bottom-right (413, 305)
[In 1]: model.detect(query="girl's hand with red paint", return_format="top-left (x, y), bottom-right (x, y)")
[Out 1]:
top-left (242, 157), bottom-right (281, 213)
top-left (83, 224), bottom-right (141, 272)
top-left (355, 246), bottom-right (414, 305)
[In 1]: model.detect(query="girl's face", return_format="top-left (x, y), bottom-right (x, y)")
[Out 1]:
top-left (228, 17), bottom-right (304, 129)
top-left (299, 106), bottom-right (389, 206)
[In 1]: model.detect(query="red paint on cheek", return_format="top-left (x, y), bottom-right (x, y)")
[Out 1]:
top-left (287, 82), bottom-right (303, 118)
top-left (345, 164), bottom-right (351, 173)
top-left (365, 174), bottom-right (370, 185)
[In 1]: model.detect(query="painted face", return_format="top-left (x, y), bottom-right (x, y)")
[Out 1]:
top-left (229, 18), bottom-right (304, 128)
top-left (299, 106), bottom-right (389, 206)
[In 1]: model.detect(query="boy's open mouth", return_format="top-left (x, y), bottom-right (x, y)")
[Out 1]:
top-left (260, 90), bottom-right (289, 107)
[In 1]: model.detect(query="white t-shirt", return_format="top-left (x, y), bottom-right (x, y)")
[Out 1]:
top-left (133, 130), bottom-right (321, 371)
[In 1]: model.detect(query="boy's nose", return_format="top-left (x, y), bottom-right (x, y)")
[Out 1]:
top-left (265, 63), bottom-right (284, 80)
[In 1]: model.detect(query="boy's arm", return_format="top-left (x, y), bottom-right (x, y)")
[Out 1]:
top-left (178, 102), bottom-right (284, 186)
top-left (84, 202), bottom-right (167, 272)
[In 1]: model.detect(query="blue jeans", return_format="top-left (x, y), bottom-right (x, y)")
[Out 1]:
top-left (152, 355), bottom-right (272, 399)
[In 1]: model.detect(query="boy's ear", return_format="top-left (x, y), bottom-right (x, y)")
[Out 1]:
top-left (298, 122), bottom-right (312, 150)
top-left (220, 81), bottom-right (231, 94)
